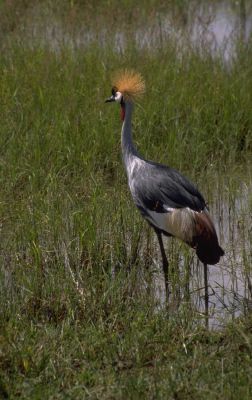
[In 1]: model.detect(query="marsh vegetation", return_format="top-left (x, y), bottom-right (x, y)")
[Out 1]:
top-left (0, 1), bottom-right (251, 398)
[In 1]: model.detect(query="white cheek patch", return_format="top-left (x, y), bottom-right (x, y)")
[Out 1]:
top-left (115, 91), bottom-right (123, 102)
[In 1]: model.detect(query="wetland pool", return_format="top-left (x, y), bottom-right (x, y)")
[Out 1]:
top-left (153, 169), bottom-right (252, 329)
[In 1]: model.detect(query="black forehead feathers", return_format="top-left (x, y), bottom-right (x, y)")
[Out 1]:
top-left (112, 86), bottom-right (118, 96)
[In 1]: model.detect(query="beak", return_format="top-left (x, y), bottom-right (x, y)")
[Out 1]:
top-left (105, 95), bottom-right (115, 103)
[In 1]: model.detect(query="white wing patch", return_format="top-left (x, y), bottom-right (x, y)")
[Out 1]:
top-left (147, 207), bottom-right (197, 242)
top-left (126, 156), bottom-right (198, 243)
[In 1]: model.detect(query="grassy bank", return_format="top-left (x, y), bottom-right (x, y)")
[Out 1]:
top-left (1, 290), bottom-right (252, 399)
top-left (0, 1), bottom-right (252, 398)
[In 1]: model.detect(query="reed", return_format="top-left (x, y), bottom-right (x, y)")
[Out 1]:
top-left (0, 1), bottom-right (251, 398)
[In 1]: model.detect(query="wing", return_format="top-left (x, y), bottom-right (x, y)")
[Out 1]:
top-left (130, 160), bottom-right (206, 214)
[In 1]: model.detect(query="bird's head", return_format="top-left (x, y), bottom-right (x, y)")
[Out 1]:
top-left (105, 70), bottom-right (145, 121)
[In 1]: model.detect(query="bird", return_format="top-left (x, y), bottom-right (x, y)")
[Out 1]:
top-left (105, 70), bottom-right (224, 298)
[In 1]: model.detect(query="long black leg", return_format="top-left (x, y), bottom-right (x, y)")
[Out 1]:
top-left (203, 263), bottom-right (209, 328)
top-left (155, 230), bottom-right (169, 300)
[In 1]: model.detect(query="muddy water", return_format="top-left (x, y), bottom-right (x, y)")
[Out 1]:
top-left (18, 1), bottom-right (252, 60)
top-left (203, 177), bottom-right (251, 327)
top-left (153, 172), bottom-right (252, 328)
top-left (136, 1), bottom-right (252, 60)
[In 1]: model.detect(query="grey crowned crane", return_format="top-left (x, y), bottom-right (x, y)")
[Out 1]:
top-left (105, 70), bottom-right (224, 298)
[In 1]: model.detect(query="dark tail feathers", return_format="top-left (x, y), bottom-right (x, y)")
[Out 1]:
top-left (196, 239), bottom-right (224, 265)
top-left (193, 211), bottom-right (224, 265)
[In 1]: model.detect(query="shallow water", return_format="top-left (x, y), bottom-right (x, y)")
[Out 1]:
top-left (19, 1), bottom-right (252, 60)
top-left (153, 171), bottom-right (252, 329)
top-left (136, 1), bottom-right (252, 60)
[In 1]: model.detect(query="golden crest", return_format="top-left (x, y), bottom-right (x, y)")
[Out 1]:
top-left (112, 70), bottom-right (145, 100)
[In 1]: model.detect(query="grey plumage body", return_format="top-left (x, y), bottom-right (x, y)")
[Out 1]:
top-left (106, 88), bottom-right (224, 297)
top-left (122, 101), bottom-right (205, 238)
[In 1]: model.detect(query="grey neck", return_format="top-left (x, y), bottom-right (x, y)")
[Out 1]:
top-left (121, 101), bottom-right (139, 169)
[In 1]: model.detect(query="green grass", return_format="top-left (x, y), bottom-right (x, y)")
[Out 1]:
top-left (1, 274), bottom-right (252, 398)
top-left (0, 1), bottom-right (252, 398)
